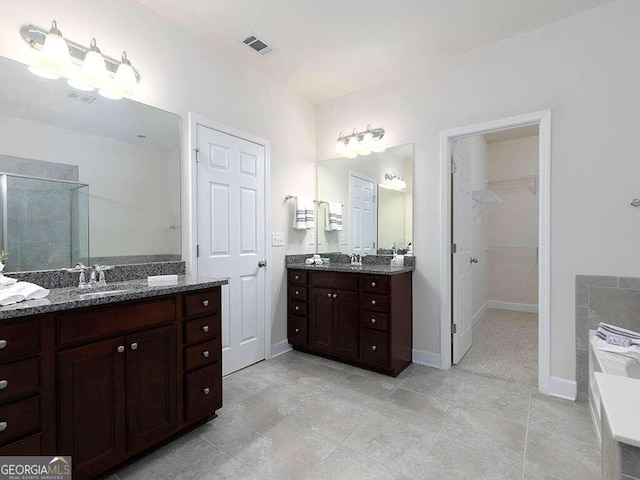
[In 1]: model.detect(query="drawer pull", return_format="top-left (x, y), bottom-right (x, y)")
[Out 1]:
top-left (117, 345), bottom-right (125, 354)
top-left (0, 340), bottom-right (6, 349)
top-left (0, 380), bottom-right (7, 390)
top-left (295, 306), bottom-right (300, 311)
top-left (333, 294), bottom-right (338, 299)
top-left (371, 345), bottom-right (377, 351)
top-left (202, 300), bottom-right (209, 307)
top-left (371, 318), bottom-right (376, 324)
top-left (202, 325), bottom-right (210, 333)
top-left (295, 290), bottom-right (300, 295)
top-left (371, 282), bottom-right (376, 288)
top-left (0, 422), bottom-right (6, 432)
top-left (294, 275), bottom-right (300, 280)
top-left (203, 387), bottom-right (211, 395)
top-left (130, 343), bottom-right (138, 351)
top-left (202, 350), bottom-right (210, 358)
top-left (295, 328), bottom-right (300, 333)
top-left (371, 300), bottom-right (376, 306)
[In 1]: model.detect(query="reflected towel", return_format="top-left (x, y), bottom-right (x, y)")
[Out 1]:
top-left (324, 202), bottom-right (343, 231)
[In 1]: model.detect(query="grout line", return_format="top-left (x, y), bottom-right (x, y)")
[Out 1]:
top-left (521, 390), bottom-right (533, 480)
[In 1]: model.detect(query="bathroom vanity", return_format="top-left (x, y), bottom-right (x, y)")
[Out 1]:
top-left (0, 276), bottom-right (225, 480)
top-left (287, 263), bottom-right (413, 376)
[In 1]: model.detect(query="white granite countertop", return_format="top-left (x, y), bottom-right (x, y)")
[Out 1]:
top-left (595, 372), bottom-right (640, 448)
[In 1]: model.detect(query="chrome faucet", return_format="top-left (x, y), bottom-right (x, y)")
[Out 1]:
top-left (92, 264), bottom-right (114, 286)
top-left (65, 263), bottom-right (113, 289)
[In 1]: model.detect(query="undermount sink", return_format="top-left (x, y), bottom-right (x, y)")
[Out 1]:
top-left (76, 289), bottom-right (132, 299)
top-left (60, 285), bottom-right (135, 299)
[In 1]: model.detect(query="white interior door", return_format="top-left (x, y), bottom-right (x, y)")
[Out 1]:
top-left (348, 173), bottom-right (377, 255)
top-left (452, 140), bottom-right (473, 364)
top-left (196, 125), bottom-right (266, 376)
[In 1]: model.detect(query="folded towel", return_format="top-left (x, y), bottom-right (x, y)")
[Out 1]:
top-left (593, 334), bottom-right (640, 362)
top-left (324, 202), bottom-right (343, 232)
top-left (0, 281), bottom-right (49, 306)
top-left (292, 196), bottom-right (314, 230)
top-left (598, 322), bottom-right (640, 340)
top-left (0, 275), bottom-right (17, 289)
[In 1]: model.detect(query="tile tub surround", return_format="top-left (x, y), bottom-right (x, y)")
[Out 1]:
top-left (575, 275), bottom-right (640, 396)
top-left (0, 275), bottom-right (226, 320)
top-left (4, 260), bottom-right (186, 289)
top-left (113, 350), bottom-right (600, 480)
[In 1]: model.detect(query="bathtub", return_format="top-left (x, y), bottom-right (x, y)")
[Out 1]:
top-left (589, 329), bottom-right (640, 444)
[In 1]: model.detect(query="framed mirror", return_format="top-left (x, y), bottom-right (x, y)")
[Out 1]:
top-left (317, 143), bottom-right (413, 255)
top-left (0, 55), bottom-right (181, 272)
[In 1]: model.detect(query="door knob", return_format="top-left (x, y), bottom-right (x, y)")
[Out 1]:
top-left (130, 343), bottom-right (138, 351)
top-left (258, 260), bottom-right (267, 268)
top-left (470, 257), bottom-right (479, 264)
top-left (202, 325), bottom-right (209, 333)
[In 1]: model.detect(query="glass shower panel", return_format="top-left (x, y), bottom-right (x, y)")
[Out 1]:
top-left (1, 174), bottom-right (89, 272)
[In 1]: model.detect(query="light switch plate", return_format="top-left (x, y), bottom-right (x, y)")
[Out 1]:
top-left (272, 232), bottom-right (285, 247)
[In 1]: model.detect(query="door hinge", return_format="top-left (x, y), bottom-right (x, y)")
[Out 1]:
top-left (452, 243), bottom-right (457, 254)
top-left (452, 323), bottom-right (457, 334)
top-left (196, 244), bottom-right (200, 258)
top-left (195, 148), bottom-right (200, 163)
top-left (451, 160), bottom-right (457, 174)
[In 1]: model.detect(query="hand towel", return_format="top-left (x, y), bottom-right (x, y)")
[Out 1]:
top-left (0, 281), bottom-right (49, 306)
top-left (292, 196), bottom-right (311, 230)
top-left (324, 202), bottom-right (343, 231)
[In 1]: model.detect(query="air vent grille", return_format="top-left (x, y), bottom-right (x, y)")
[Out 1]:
top-left (67, 91), bottom-right (97, 104)
top-left (241, 33), bottom-right (276, 56)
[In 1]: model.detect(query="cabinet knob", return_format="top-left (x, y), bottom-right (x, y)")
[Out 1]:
top-left (371, 282), bottom-right (376, 288)
top-left (333, 294), bottom-right (338, 299)
top-left (371, 345), bottom-right (377, 351)
top-left (202, 325), bottom-right (210, 333)
top-left (0, 421), bottom-right (6, 432)
top-left (295, 305), bottom-right (300, 311)
top-left (202, 299), bottom-right (209, 307)
top-left (327, 293), bottom-right (332, 298)
top-left (295, 290), bottom-right (299, 295)
top-left (371, 318), bottom-right (376, 324)
top-left (371, 300), bottom-right (376, 306)
top-left (202, 350), bottom-right (210, 358)
top-left (295, 328), bottom-right (300, 333)
top-left (0, 380), bottom-right (7, 390)
top-left (203, 387), bottom-right (211, 395)
top-left (294, 275), bottom-right (300, 280)
top-left (117, 345), bottom-right (125, 354)
top-left (130, 343), bottom-right (138, 351)
top-left (0, 340), bottom-right (6, 349)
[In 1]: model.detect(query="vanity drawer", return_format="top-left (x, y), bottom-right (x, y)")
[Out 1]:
top-left (288, 316), bottom-right (308, 347)
top-left (360, 329), bottom-right (389, 367)
top-left (360, 275), bottom-right (389, 294)
top-left (0, 358), bottom-right (40, 404)
top-left (0, 433), bottom-right (40, 456)
top-left (185, 363), bottom-right (222, 422)
top-left (311, 272), bottom-right (358, 291)
top-left (288, 286), bottom-right (308, 302)
top-left (184, 289), bottom-right (221, 318)
top-left (58, 298), bottom-right (176, 346)
top-left (184, 316), bottom-right (220, 345)
top-left (185, 339), bottom-right (220, 372)
top-left (0, 320), bottom-right (40, 365)
top-left (360, 311), bottom-right (389, 332)
top-left (360, 293), bottom-right (390, 313)
top-left (288, 270), bottom-right (308, 286)
top-left (289, 300), bottom-right (308, 316)
top-left (0, 396), bottom-right (40, 445)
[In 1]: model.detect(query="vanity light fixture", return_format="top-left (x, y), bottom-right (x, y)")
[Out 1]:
top-left (21, 22), bottom-right (142, 100)
top-left (335, 125), bottom-right (385, 157)
top-left (382, 172), bottom-right (407, 191)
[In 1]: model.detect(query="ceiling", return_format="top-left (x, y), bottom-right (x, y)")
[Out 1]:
top-left (135, 0), bottom-right (614, 104)
top-left (484, 124), bottom-right (539, 144)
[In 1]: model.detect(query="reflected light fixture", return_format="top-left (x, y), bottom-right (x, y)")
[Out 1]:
top-left (335, 124), bottom-right (385, 157)
top-left (382, 172), bottom-right (407, 190)
top-left (22, 21), bottom-right (142, 100)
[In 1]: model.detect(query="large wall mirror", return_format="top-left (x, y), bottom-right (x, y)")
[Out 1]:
top-left (317, 143), bottom-right (413, 255)
top-left (0, 55), bottom-right (181, 272)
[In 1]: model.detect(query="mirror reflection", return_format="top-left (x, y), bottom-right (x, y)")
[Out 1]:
top-left (317, 143), bottom-right (413, 255)
top-left (0, 55), bottom-right (181, 272)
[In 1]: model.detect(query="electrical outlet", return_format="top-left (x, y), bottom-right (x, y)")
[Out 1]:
top-left (271, 233), bottom-right (285, 247)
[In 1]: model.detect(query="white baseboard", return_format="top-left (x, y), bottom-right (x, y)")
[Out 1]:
top-left (549, 376), bottom-right (577, 401)
top-left (412, 349), bottom-right (441, 368)
top-left (472, 301), bottom-right (489, 326)
top-left (270, 340), bottom-right (292, 359)
top-left (487, 300), bottom-right (539, 314)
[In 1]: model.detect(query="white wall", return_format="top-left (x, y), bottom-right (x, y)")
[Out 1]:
top-left (487, 136), bottom-right (539, 306)
top-left (316, 0), bottom-right (640, 384)
top-left (460, 136), bottom-right (489, 321)
top-left (0, 0), bottom-right (317, 347)
top-left (0, 113), bottom-right (179, 257)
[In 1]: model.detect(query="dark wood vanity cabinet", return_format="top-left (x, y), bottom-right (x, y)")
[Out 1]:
top-left (288, 269), bottom-right (412, 376)
top-left (0, 286), bottom-right (222, 480)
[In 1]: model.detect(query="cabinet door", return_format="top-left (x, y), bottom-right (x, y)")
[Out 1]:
top-left (334, 290), bottom-right (359, 360)
top-left (126, 325), bottom-right (177, 454)
top-left (310, 288), bottom-right (334, 353)
top-left (58, 337), bottom-right (126, 480)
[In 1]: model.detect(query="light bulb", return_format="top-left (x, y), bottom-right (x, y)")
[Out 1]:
top-left (359, 145), bottom-right (372, 156)
top-left (82, 38), bottom-right (107, 88)
top-left (114, 51), bottom-right (139, 98)
top-left (40, 21), bottom-right (72, 75)
top-left (335, 140), bottom-right (346, 154)
top-left (347, 135), bottom-right (359, 151)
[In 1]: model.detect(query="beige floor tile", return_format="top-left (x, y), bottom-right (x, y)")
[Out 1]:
top-left (303, 446), bottom-right (411, 480)
top-left (528, 395), bottom-right (597, 445)
top-left (385, 387), bottom-right (452, 431)
top-left (453, 382), bottom-right (531, 425)
top-left (400, 366), bottom-right (467, 401)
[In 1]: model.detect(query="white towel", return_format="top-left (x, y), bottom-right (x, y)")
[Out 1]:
top-left (292, 196), bottom-right (314, 230)
top-left (0, 281), bottom-right (49, 306)
top-left (324, 202), bottom-right (343, 231)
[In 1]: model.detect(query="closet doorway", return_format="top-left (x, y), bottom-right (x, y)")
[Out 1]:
top-left (440, 111), bottom-right (551, 395)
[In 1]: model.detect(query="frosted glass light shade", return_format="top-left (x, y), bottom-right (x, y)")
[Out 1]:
top-left (115, 60), bottom-right (138, 97)
top-left (347, 135), bottom-right (359, 151)
top-left (371, 140), bottom-right (386, 153)
top-left (345, 150), bottom-right (358, 159)
top-left (84, 49), bottom-right (107, 84)
top-left (41, 28), bottom-right (71, 74)
top-left (362, 131), bottom-right (373, 145)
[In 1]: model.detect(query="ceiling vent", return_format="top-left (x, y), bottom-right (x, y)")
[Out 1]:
top-left (67, 91), bottom-right (96, 104)
top-left (242, 33), bottom-right (276, 56)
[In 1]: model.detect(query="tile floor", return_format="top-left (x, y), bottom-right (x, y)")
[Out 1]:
top-left (111, 351), bottom-right (600, 480)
